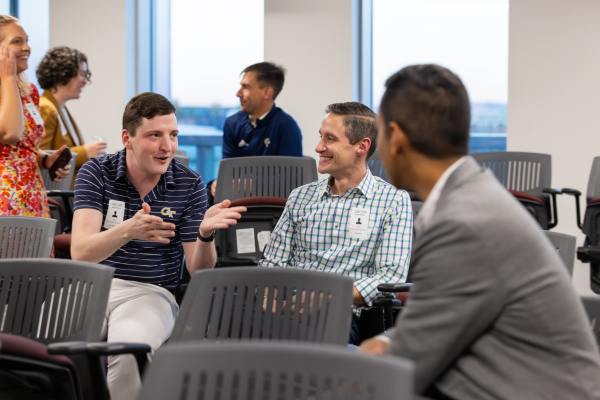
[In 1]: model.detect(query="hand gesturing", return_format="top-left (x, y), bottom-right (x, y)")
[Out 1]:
top-left (198, 200), bottom-right (246, 238)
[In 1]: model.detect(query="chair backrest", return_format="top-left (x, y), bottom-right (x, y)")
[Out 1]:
top-left (367, 150), bottom-right (391, 183)
top-left (174, 154), bottom-right (190, 167)
top-left (214, 156), bottom-right (318, 203)
top-left (581, 296), bottom-right (600, 346)
top-left (215, 197), bottom-right (286, 267)
top-left (41, 150), bottom-right (78, 191)
top-left (140, 342), bottom-right (414, 400)
top-left (0, 259), bottom-right (113, 344)
top-left (586, 156), bottom-right (600, 202)
top-left (471, 152), bottom-right (551, 198)
top-left (0, 216), bottom-right (56, 258)
top-left (544, 231), bottom-right (576, 277)
top-left (171, 268), bottom-right (353, 345)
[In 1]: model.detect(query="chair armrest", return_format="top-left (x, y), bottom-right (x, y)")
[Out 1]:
top-left (562, 188), bottom-right (583, 230)
top-left (377, 283), bottom-right (413, 293)
top-left (542, 188), bottom-right (563, 229)
top-left (372, 298), bottom-right (403, 309)
top-left (48, 341), bottom-right (151, 376)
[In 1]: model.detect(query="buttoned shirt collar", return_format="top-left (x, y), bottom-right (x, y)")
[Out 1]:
top-left (319, 168), bottom-right (376, 200)
top-left (115, 149), bottom-right (176, 199)
top-left (415, 156), bottom-right (467, 234)
top-left (249, 109), bottom-right (271, 129)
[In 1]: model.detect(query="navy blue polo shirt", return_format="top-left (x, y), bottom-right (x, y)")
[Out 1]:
top-left (73, 149), bottom-right (207, 291)
top-left (222, 103), bottom-right (303, 158)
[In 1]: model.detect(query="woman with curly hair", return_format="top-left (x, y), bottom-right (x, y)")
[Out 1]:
top-left (37, 46), bottom-right (106, 182)
top-left (0, 15), bottom-right (70, 217)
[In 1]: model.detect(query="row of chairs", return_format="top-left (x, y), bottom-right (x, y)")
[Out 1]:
top-left (0, 260), bottom-right (411, 399)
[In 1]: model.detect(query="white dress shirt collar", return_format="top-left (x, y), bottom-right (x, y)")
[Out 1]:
top-left (249, 109), bottom-right (270, 128)
top-left (415, 156), bottom-right (467, 234)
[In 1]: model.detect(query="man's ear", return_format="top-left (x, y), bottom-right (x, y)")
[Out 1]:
top-left (388, 122), bottom-right (409, 156)
top-left (122, 129), bottom-right (132, 149)
top-left (263, 86), bottom-right (274, 101)
top-left (357, 137), bottom-right (371, 158)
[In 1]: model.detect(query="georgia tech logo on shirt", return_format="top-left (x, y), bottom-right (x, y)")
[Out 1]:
top-left (161, 207), bottom-right (176, 218)
top-left (264, 138), bottom-right (271, 148)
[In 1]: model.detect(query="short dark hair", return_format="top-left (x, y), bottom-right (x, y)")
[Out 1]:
top-left (123, 92), bottom-right (176, 136)
top-left (325, 102), bottom-right (378, 159)
top-left (36, 46), bottom-right (91, 90)
top-left (379, 64), bottom-right (470, 159)
top-left (242, 62), bottom-right (286, 100)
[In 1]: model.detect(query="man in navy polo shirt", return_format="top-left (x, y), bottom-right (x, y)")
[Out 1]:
top-left (222, 62), bottom-right (303, 159)
top-left (71, 92), bottom-right (246, 400)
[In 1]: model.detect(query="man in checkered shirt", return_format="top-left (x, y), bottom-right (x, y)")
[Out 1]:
top-left (259, 102), bottom-right (413, 345)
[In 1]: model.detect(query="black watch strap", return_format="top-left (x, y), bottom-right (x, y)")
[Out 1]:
top-left (42, 154), bottom-right (49, 169)
top-left (197, 231), bottom-right (214, 242)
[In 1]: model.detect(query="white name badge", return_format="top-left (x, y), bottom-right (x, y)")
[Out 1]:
top-left (24, 102), bottom-right (44, 126)
top-left (104, 200), bottom-right (126, 230)
top-left (349, 208), bottom-right (370, 240)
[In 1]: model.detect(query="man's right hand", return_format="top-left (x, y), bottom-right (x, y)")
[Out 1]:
top-left (359, 337), bottom-right (390, 355)
top-left (122, 203), bottom-right (175, 244)
top-left (0, 47), bottom-right (16, 80)
top-left (84, 141), bottom-right (108, 158)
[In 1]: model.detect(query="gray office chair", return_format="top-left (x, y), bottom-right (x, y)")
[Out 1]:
top-left (472, 152), bottom-right (560, 229)
top-left (174, 154), bottom-right (190, 167)
top-left (0, 216), bottom-right (56, 258)
top-left (40, 150), bottom-right (78, 191)
top-left (545, 231), bottom-right (576, 277)
top-left (171, 267), bottom-right (353, 345)
top-left (0, 259), bottom-right (150, 400)
top-left (214, 156), bottom-right (318, 203)
top-left (581, 296), bottom-right (600, 346)
top-left (139, 342), bottom-right (414, 400)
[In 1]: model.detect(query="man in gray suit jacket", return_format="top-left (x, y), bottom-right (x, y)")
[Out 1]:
top-left (360, 64), bottom-right (600, 400)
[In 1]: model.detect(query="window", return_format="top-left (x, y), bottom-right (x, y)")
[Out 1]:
top-left (171, 0), bottom-right (264, 181)
top-left (372, 0), bottom-right (509, 153)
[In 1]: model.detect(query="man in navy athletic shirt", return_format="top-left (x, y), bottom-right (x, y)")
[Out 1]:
top-left (71, 92), bottom-right (246, 400)
top-left (222, 62), bottom-right (302, 159)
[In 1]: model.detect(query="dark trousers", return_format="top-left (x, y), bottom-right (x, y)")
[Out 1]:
top-left (349, 315), bottom-right (361, 345)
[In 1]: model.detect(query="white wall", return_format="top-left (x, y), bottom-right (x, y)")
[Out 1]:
top-left (264, 0), bottom-right (353, 161)
top-left (508, 0), bottom-right (600, 295)
top-left (49, 0), bottom-right (129, 153)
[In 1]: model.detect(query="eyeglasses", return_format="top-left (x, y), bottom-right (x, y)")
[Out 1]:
top-left (79, 70), bottom-right (91, 80)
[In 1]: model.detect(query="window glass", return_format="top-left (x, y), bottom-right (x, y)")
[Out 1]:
top-left (171, 0), bottom-right (264, 181)
top-left (372, 0), bottom-right (508, 153)
top-left (19, 0), bottom-right (50, 91)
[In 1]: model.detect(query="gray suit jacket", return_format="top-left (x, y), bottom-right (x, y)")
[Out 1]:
top-left (388, 157), bottom-right (600, 400)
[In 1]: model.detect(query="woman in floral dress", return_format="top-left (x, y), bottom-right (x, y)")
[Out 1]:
top-left (0, 15), bottom-right (69, 218)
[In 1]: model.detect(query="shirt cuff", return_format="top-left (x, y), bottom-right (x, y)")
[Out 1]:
top-left (354, 276), bottom-right (380, 306)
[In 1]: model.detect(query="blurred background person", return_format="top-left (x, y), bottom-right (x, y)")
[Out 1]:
top-left (37, 46), bottom-right (106, 186)
top-left (0, 16), bottom-right (70, 218)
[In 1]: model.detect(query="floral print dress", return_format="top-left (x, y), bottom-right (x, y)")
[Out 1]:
top-left (0, 83), bottom-right (50, 218)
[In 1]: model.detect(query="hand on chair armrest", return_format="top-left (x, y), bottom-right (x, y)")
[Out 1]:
top-left (377, 282), bottom-right (413, 293)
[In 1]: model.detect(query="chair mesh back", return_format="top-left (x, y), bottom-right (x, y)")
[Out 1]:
top-left (471, 152), bottom-right (551, 197)
top-left (0, 217), bottom-right (56, 258)
top-left (0, 259), bottom-right (113, 344)
top-left (586, 157), bottom-right (600, 202)
top-left (214, 157), bottom-right (318, 202)
top-left (174, 154), bottom-right (190, 167)
top-left (171, 268), bottom-right (353, 345)
top-left (140, 342), bottom-right (414, 400)
top-left (544, 231), bottom-right (576, 277)
top-left (41, 151), bottom-right (78, 191)
top-left (367, 150), bottom-right (390, 183)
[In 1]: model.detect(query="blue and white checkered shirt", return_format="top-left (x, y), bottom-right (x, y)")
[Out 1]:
top-left (259, 168), bottom-right (412, 309)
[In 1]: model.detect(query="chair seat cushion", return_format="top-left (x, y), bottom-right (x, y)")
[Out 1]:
top-left (589, 196), bottom-right (600, 205)
top-left (230, 197), bottom-right (287, 207)
top-left (508, 189), bottom-right (544, 204)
